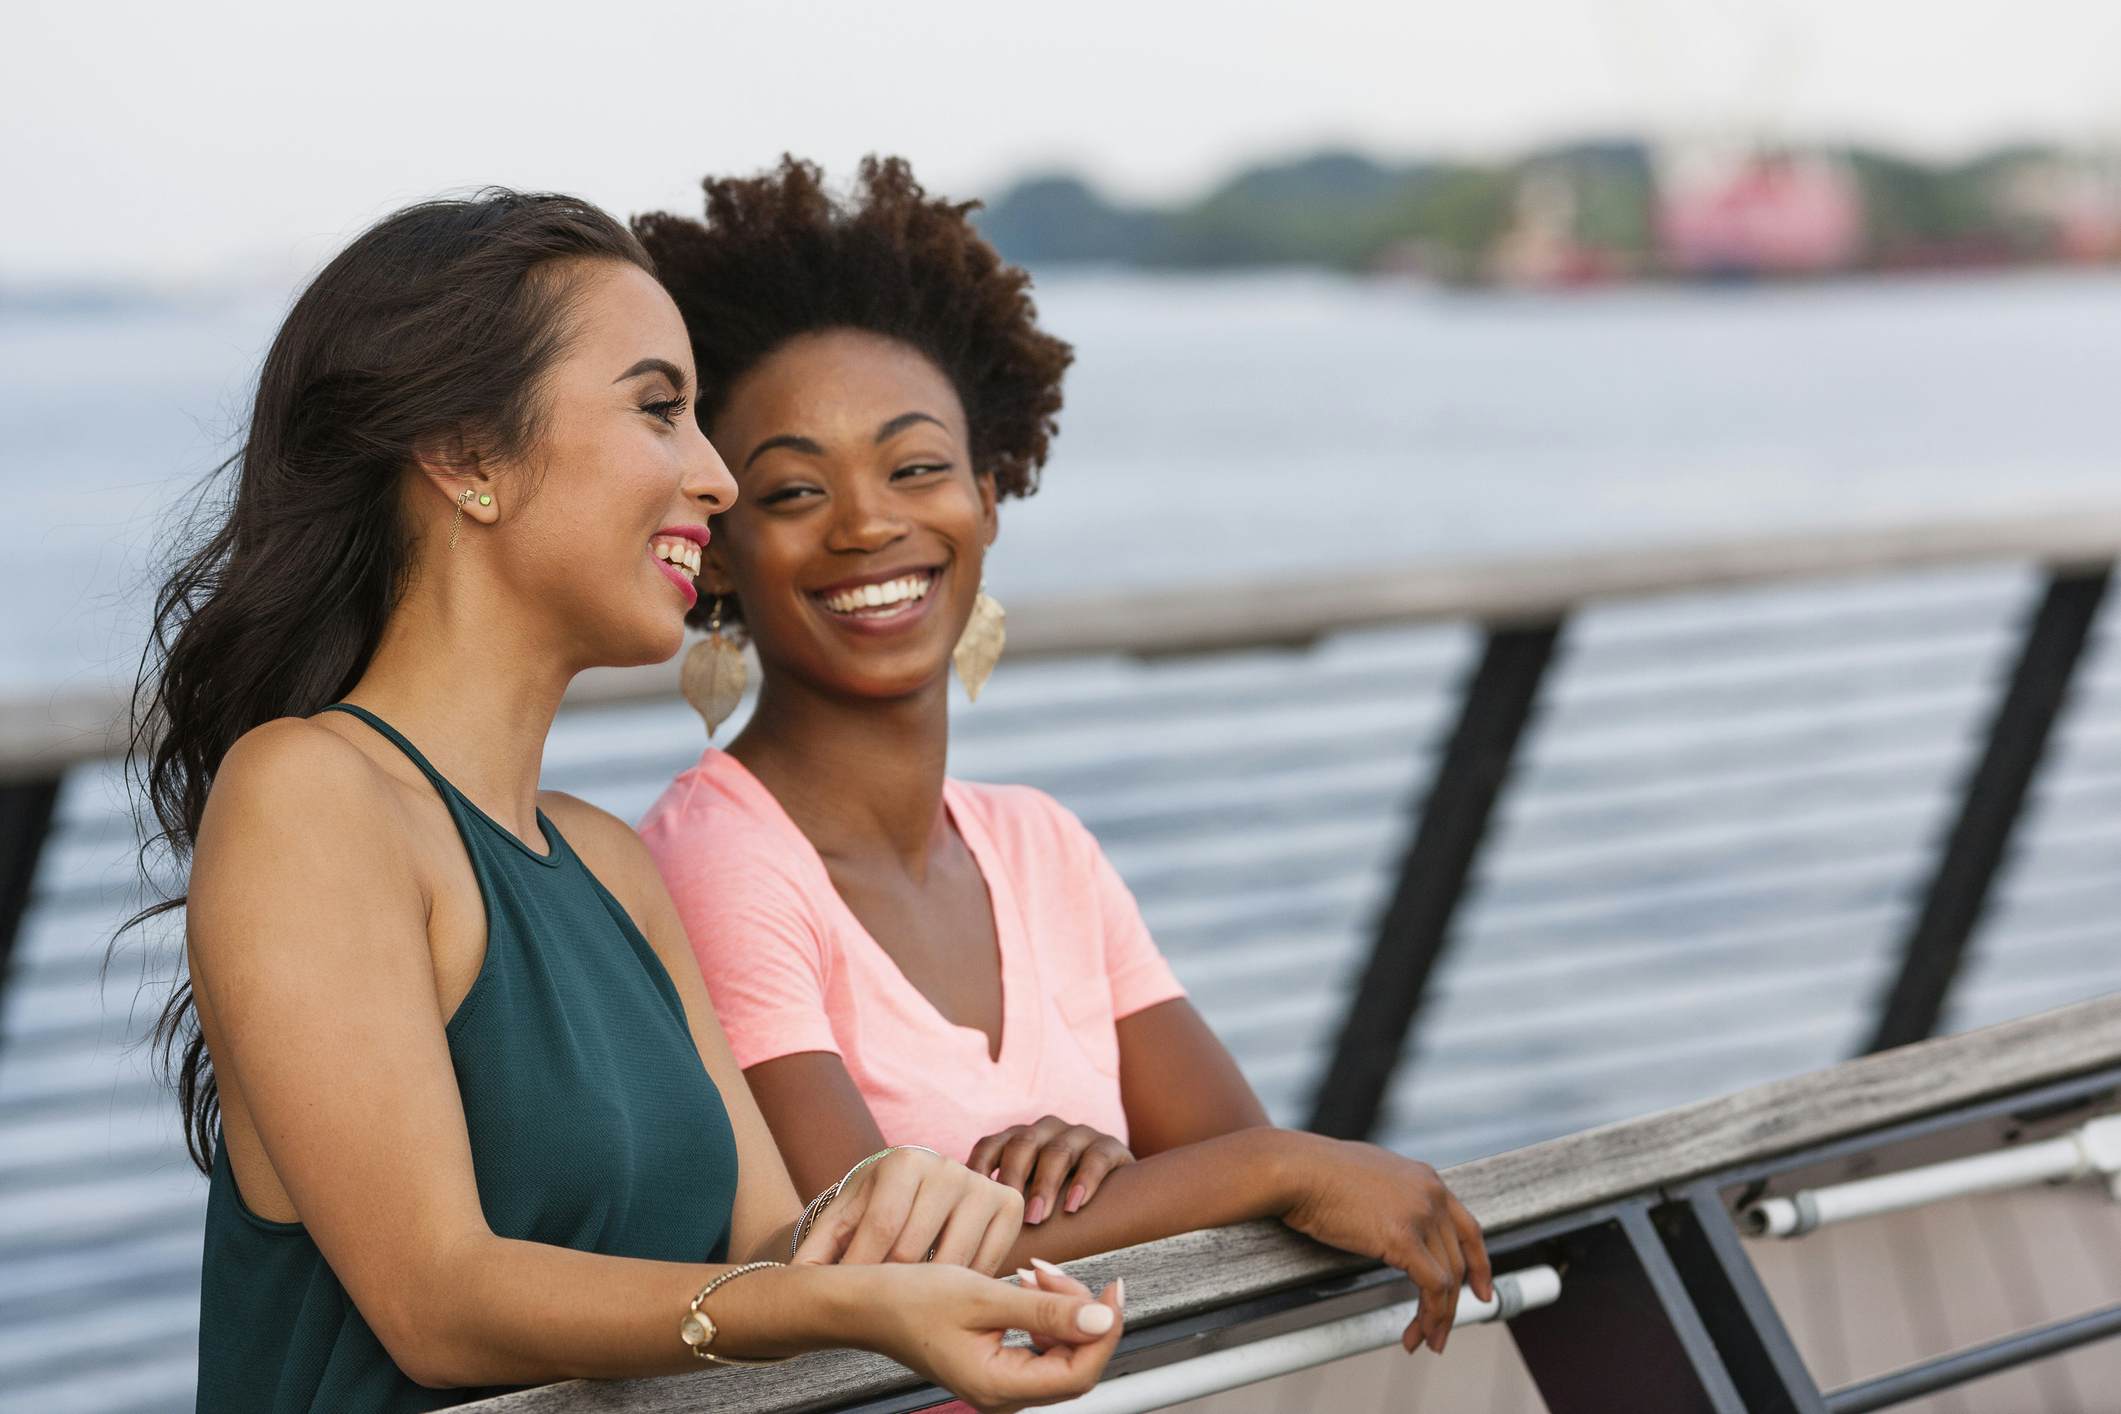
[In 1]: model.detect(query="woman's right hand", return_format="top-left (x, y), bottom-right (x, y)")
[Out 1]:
top-left (857, 1261), bottom-right (1125, 1413)
top-left (794, 1144), bottom-right (1025, 1274)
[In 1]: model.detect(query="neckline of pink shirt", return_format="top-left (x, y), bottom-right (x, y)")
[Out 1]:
top-left (702, 749), bottom-right (1047, 1086)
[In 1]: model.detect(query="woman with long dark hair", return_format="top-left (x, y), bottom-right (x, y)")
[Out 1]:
top-left (635, 157), bottom-right (1490, 1360)
top-left (130, 189), bottom-right (1121, 1413)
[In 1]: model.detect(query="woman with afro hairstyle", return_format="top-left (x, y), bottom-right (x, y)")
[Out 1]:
top-left (634, 157), bottom-right (1489, 1357)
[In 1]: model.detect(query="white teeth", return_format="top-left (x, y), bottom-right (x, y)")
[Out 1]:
top-left (652, 538), bottom-right (702, 576)
top-left (820, 572), bottom-right (934, 615)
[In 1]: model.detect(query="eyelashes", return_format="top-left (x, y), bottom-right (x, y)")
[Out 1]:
top-left (642, 396), bottom-right (689, 427)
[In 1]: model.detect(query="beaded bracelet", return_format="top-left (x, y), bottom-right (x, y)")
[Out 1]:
top-left (789, 1144), bottom-right (945, 1259)
top-left (679, 1260), bottom-right (787, 1366)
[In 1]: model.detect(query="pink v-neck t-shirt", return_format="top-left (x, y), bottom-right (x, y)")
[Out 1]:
top-left (638, 750), bottom-right (1187, 1163)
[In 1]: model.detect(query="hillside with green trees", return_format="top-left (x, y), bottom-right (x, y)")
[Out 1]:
top-left (973, 139), bottom-right (2116, 284)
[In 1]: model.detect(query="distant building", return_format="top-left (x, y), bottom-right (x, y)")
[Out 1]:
top-left (1994, 152), bottom-right (2121, 262)
top-left (1657, 150), bottom-right (1864, 277)
top-left (1489, 170), bottom-right (1621, 288)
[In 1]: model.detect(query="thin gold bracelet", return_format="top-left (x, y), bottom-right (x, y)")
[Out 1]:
top-left (679, 1261), bottom-right (788, 1366)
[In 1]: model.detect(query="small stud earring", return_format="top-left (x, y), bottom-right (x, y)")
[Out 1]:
top-left (478, 493), bottom-right (493, 507)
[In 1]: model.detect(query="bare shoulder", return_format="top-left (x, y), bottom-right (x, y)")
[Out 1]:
top-left (189, 716), bottom-right (424, 964)
top-left (200, 716), bottom-right (403, 848)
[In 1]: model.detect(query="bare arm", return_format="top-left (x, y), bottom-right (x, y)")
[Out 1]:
top-left (745, 1050), bottom-right (894, 1202)
top-left (745, 1009), bottom-right (1488, 1356)
top-left (186, 722), bottom-right (1114, 1399)
top-left (1115, 997), bottom-right (1270, 1154)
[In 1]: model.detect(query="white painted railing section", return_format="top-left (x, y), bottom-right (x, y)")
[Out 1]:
top-left (1744, 1114), bottom-right (2121, 1238)
top-left (1045, 1265), bottom-right (1562, 1414)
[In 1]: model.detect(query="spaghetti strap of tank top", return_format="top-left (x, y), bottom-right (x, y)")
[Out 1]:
top-left (319, 701), bottom-right (454, 794)
top-left (318, 701), bottom-right (561, 866)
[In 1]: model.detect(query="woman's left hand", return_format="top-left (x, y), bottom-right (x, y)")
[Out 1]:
top-left (1274, 1134), bottom-right (1493, 1356)
top-left (793, 1146), bottom-right (1025, 1275)
top-left (967, 1116), bottom-right (1136, 1226)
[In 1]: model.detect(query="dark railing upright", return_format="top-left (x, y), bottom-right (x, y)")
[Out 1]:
top-left (0, 775), bottom-right (62, 1024)
top-left (1864, 564), bottom-right (2113, 1053)
top-left (1307, 618), bottom-right (1563, 1140)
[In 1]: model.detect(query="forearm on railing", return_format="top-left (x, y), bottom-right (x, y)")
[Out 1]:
top-left (1000, 1127), bottom-right (1315, 1268)
top-left (393, 1234), bottom-right (872, 1389)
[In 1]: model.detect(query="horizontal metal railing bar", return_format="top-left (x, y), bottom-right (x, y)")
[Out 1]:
top-left (6, 1351), bottom-right (203, 1414)
top-left (1440, 905), bottom-right (1909, 988)
top-left (0, 1188), bottom-right (204, 1263)
top-left (0, 1227), bottom-right (199, 1306)
top-left (453, 993), bottom-right (2121, 1412)
top-left (1099, 790), bottom-right (1948, 900)
top-left (534, 634), bottom-right (2019, 793)
top-left (1467, 848), bottom-right (1924, 932)
top-left (1218, 956), bottom-right (1882, 1063)
top-left (17, 653), bottom-right (2042, 901)
top-left (1544, 632), bottom-right (2012, 712)
top-left (0, 1331), bottom-right (199, 1407)
top-left (11, 509), bottom-right (2121, 779)
top-left (1382, 1014), bottom-right (1863, 1119)
top-left (1567, 584), bottom-right (2022, 655)
top-left (0, 1251), bottom-right (198, 1333)
top-left (1478, 799), bottom-right (1948, 890)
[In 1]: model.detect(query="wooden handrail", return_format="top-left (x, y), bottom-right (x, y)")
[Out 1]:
top-left (463, 990), bottom-right (2121, 1412)
top-left (9, 506), bottom-right (2121, 782)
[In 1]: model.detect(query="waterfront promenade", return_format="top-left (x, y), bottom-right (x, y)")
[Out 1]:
top-left (6, 514), bottom-right (2121, 1411)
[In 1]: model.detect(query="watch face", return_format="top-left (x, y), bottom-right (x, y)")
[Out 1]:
top-left (682, 1311), bottom-right (716, 1347)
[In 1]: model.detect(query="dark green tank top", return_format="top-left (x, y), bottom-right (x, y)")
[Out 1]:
top-left (196, 703), bottom-right (739, 1412)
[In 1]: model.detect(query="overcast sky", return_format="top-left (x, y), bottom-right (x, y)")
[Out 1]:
top-left (6, 0), bottom-right (2120, 283)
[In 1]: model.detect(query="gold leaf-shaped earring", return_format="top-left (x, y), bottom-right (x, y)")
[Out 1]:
top-left (952, 584), bottom-right (1006, 702)
top-left (681, 596), bottom-right (748, 739)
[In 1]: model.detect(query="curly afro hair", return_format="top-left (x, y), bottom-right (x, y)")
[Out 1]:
top-left (635, 155), bottom-right (1073, 505)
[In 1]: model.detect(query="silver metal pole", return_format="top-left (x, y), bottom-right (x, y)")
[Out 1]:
top-left (1744, 1114), bottom-right (2121, 1239)
top-left (1046, 1265), bottom-right (1562, 1414)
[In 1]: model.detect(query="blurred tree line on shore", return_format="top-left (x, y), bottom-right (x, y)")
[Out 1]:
top-left (976, 141), bottom-right (2121, 286)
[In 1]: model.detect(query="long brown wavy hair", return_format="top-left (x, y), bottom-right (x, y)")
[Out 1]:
top-left (121, 190), bottom-right (654, 1173)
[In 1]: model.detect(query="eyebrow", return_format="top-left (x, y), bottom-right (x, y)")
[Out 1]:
top-left (741, 412), bottom-right (950, 472)
top-left (743, 433), bottom-right (825, 470)
top-left (613, 357), bottom-right (688, 390)
top-left (875, 411), bottom-right (946, 442)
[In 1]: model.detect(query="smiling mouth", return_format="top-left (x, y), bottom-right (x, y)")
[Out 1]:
top-left (651, 536), bottom-right (703, 577)
top-left (813, 568), bottom-right (939, 620)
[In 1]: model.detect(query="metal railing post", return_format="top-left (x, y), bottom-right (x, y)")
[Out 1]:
top-left (1307, 618), bottom-right (1562, 1140)
top-left (0, 775), bottom-right (61, 1024)
top-left (1658, 1186), bottom-right (1830, 1414)
top-left (1865, 565), bottom-right (2112, 1054)
top-left (1508, 1202), bottom-right (1749, 1414)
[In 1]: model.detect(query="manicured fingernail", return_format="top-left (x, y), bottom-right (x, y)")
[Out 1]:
top-left (1076, 1303), bottom-right (1115, 1336)
top-left (1016, 1268), bottom-right (1038, 1286)
top-left (1065, 1184), bottom-right (1086, 1213)
top-left (1031, 1257), bottom-right (1067, 1281)
top-left (1026, 1195), bottom-right (1048, 1225)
